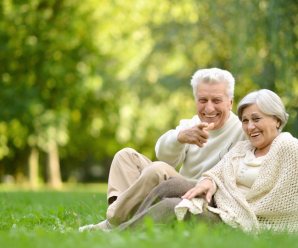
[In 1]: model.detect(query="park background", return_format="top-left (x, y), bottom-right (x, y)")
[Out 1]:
top-left (0, 0), bottom-right (298, 189)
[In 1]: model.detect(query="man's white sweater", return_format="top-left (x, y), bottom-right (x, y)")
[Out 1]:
top-left (155, 112), bottom-right (247, 184)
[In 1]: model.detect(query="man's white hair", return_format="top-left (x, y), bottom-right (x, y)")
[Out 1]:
top-left (190, 68), bottom-right (235, 100)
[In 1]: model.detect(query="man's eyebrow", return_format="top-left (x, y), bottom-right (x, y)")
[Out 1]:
top-left (197, 96), bottom-right (223, 99)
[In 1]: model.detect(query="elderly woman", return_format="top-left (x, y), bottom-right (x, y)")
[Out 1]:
top-left (117, 89), bottom-right (298, 233)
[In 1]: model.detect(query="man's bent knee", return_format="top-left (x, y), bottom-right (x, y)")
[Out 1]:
top-left (142, 162), bottom-right (176, 180)
top-left (115, 148), bottom-right (137, 158)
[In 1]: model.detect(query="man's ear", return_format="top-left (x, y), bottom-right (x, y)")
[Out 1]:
top-left (229, 97), bottom-right (234, 110)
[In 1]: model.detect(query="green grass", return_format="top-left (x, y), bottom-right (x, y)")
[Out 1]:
top-left (0, 185), bottom-right (297, 248)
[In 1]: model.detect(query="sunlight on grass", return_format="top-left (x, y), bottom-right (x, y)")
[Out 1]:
top-left (0, 183), bottom-right (108, 193)
top-left (1, 189), bottom-right (298, 248)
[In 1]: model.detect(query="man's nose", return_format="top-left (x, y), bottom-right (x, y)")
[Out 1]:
top-left (205, 101), bottom-right (215, 113)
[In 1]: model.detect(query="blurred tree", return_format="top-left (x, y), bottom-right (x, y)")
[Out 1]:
top-left (0, 0), bottom-right (297, 185)
top-left (0, 0), bottom-right (101, 187)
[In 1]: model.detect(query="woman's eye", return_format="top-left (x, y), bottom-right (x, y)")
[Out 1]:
top-left (242, 119), bottom-right (248, 123)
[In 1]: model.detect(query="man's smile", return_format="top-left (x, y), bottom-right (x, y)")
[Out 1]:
top-left (203, 114), bottom-right (219, 118)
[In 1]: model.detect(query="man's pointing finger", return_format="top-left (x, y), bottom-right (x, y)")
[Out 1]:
top-left (204, 123), bottom-right (214, 131)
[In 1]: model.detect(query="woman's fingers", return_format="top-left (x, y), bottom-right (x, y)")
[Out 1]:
top-left (205, 188), bottom-right (213, 203)
top-left (181, 188), bottom-right (194, 199)
top-left (181, 179), bottom-right (214, 202)
top-left (181, 186), bottom-right (205, 200)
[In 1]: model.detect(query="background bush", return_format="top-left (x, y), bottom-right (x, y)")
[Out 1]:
top-left (0, 0), bottom-right (297, 185)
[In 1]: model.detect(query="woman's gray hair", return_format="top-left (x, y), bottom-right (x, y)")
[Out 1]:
top-left (190, 68), bottom-right (235, 100)
top-left (237, 89), bottom-right (289, 132)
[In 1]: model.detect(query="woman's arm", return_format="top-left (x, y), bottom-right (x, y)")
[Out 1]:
top-left (182, 141), bottom-right (244, 203)
top-left (181, 178), bottom-right (214, 203)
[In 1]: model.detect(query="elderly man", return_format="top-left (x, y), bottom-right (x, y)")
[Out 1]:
top-left (80, 68), bottom-right (247, 232)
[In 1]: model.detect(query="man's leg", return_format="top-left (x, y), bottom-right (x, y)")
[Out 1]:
top-left (79, 148), bottom-right (153, 232)
top-left (118, 178), bottom-right (221, 231)
top-left (79, 177), bottom-right (219, 232)
top-left (117, 177), bottom-right (194, 230)
top-left (118, 198), bottom-right (221, 231)
top-left (107, 162), bottom-right (184, 226)
top-left (135, 177), bottom-right (196, 215)
top-left (107, 148), bottom-right (152, 205)
top-left (134, 177), bottom-right (221, 226)
top-left (118, 198), bottom-right (182, 230)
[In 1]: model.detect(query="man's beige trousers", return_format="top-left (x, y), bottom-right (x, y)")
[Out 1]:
top-left (107, 148), bottom-right (184, 226)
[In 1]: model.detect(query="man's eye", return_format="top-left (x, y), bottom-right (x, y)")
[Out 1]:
top-left (254, 118), bottom-right (260, 121)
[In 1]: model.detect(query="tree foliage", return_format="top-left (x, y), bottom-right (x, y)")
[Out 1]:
top-left (0, 0), bottom-right (297, 184)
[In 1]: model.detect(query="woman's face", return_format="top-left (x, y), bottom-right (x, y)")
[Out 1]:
top-left (242, 104), bottom-right (280, 155)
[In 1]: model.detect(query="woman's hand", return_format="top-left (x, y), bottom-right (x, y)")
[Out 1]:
top-left (181, 178), bottom-right (214, 203)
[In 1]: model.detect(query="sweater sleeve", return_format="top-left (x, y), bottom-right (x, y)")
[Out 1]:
top-left (155, 117), bottom-right (196, 168)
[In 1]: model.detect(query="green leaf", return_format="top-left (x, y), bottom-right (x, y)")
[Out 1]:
top-left (57, 205), bottom-right (66, 213)
top-left (48, 209), bottom-right (56, 216)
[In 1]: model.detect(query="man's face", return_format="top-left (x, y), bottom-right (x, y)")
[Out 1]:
top-left (195, 82), bottom-right (233, 130)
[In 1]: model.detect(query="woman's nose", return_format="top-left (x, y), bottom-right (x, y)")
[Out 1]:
top-left (248, 121), bottom-right (255, 130)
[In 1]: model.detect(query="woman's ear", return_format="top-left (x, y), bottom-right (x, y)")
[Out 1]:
top-left (276, 117), bottom-right (281, 129)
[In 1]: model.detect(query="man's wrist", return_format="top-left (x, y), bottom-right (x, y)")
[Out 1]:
top-left (177, 130), bottom-right (184, 144)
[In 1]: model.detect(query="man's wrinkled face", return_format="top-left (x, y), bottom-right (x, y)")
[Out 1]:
top-left (195, 82), bottom-right (233, 130)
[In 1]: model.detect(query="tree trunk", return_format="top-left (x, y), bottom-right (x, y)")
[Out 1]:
top-left (46, 141), bottom-right (62, 189)
top-left (28, 146), bottom-right (39, 190)
top-left (0, 160), bottom-right (4, 182)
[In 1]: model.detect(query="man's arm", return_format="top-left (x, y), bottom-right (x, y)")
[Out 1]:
top-left (155, 117), bottom-right (213, 167)
top-left (155, 129), bottom-right (187, 167)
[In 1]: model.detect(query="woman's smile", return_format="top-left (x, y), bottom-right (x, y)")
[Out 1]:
top-left (242, 104), bottom-right (280, 157)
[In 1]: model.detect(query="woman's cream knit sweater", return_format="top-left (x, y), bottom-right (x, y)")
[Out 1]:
top-left (176, 132), bottom-right (298, 233)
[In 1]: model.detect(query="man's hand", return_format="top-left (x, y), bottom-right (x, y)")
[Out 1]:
top-left (177, 123), bottom-right (214, 148)
top-left (181, 178), bottom-right (214, 203)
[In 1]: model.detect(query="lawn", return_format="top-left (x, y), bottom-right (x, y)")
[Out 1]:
top-left (0, 184), bottom-right (297, 248)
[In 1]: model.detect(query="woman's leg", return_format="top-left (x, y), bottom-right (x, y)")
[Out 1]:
top-left (118, 197), bottom-right (221, 231)
top-left (107, 164), bottom-right (184, 226)
top-left (136, 177), bottom-right (201, 215)
top-left (118, 177), bottom-right (221, 231)
top-left (118, 197), bottom-right (182, 230)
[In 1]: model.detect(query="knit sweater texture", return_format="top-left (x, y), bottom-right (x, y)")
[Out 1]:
top-left (176, 132), bottom-right (298, 233)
